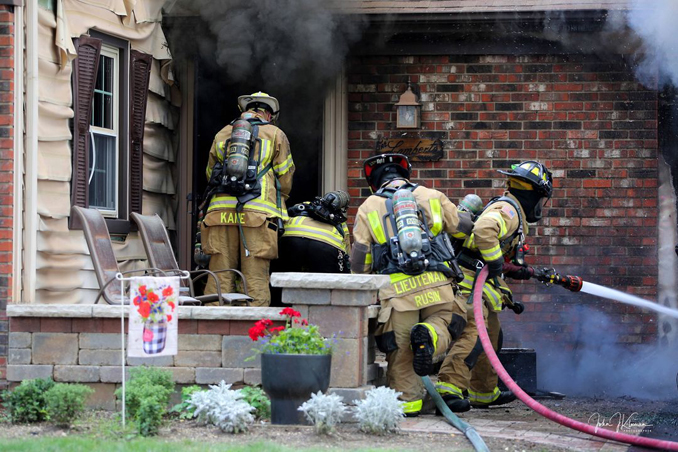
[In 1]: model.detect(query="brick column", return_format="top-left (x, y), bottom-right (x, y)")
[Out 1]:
top-left (0, 4), bottom-right (14, 390)
top-left (271, 273), bottom-right (388, 400)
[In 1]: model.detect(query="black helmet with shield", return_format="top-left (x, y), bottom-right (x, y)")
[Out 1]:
top-left (498, 161), bottom-right (553, 223)
top-left (363, 153), bottom-right (412, 193)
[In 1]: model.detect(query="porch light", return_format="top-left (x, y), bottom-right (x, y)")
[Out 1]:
top-left (395, 81), bottom-right (421, 129)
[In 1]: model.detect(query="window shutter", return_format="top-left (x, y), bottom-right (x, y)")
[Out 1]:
top-left (70, 36), bottom-right (102, 213)
top-left (129, 50), bottom-right (152, 215)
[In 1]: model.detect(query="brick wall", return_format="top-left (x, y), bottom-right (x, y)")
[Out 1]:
top-left (0, 5), bottom-right (14, 389)
top-left (346, 54), bottom-right (659, 348)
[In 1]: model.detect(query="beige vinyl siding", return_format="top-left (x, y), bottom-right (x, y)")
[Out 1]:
top-left (32, 0), bottom-right (178, 304)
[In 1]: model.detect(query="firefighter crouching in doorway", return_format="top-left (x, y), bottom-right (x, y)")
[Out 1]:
top-left (350, 153), bottom-right (474, 417)
top-left (436, 161), bottom-right (553, 412)
top-left (200, 92), bottom-right (295, 307)
top-left (276, 190), bottom-right (352, 273)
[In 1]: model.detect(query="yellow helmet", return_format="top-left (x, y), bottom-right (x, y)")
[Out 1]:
top-left (237, 92), bottom-right (280, 121)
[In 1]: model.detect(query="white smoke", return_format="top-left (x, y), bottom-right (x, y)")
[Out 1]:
top-left (626, 0), bottom-right (678, 88)
top-left (535, 306), bottom-right (678, 399)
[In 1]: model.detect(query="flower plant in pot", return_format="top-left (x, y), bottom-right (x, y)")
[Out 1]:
top-left (249, 308), bottom-right (332, 425)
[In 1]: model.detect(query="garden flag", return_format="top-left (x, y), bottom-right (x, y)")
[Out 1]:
top-left (128, 276), bottom-right (179, 357)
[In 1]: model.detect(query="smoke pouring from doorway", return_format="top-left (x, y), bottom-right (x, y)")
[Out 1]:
top-left (170, 0), bottom-right (365, 93)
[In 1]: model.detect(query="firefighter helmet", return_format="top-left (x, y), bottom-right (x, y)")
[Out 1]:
top-left (498, 161), bottom-right (553, 198)
top-left (364, 153), bottom-right (411, 193)
top-left (237, 92), bottom-right (280, 122)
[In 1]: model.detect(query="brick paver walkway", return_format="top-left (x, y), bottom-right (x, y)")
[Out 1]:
top-left (402, 414), bottom-right (631, 451)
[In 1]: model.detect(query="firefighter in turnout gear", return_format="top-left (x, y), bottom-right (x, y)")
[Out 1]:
top-left (200, 92), bottom-right (294, 307)
top-left (437, 161), bottom-right (553, 412)
top-left (276, 191), bottom-right (352, 274)
top-left (350, 153), bottom-right (474, 417)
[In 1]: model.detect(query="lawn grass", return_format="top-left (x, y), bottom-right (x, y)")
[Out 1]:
top-left (0, 437), bottom-right (395, 452)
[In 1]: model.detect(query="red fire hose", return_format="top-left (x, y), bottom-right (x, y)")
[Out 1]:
top-left (473, 266), bottom-right (678, 451)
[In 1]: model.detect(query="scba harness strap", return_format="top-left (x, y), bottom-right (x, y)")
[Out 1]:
top-left (370, 183), bottom-right (462, 280)
top-left (200, 117), bottom-right (284, 256)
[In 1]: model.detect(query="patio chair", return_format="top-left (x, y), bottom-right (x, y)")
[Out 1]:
top-left (71, 206), bottom-right (200, 305)
top-left (130, 212), bottom-right (252, 306)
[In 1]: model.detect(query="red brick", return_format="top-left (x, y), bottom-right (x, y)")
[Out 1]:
top-left (102, 318), bottom-right (128, 333)
top-left (72, 318), bottom-right (103, 333)
top-left (197, 320), bottom-right (230, 335)
top-left (41, 318), bottom-right (72, 333)
top-left (11, 317), bottom-right (41, 332)
top-left (178, 319), bottom-right (198, 334)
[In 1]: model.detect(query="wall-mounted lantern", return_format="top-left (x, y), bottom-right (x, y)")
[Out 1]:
top-left (395, 81), bottom-right (421, 129)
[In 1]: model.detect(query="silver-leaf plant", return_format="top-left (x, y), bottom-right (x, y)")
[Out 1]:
top-left (298, 391), bottom-right (347, 434)
top-left (353, 386), bottom-right (404, 434)
top-left (188, 381), bottom-right (254, 433)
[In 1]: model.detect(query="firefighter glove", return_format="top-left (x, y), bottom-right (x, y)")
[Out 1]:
top-left (486, 259), bottom-right (504, 279)
top-left (505, 265), bottom-right (532, 280)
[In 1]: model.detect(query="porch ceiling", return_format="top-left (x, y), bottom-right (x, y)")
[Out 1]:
top-left (332, 0), bottom-right (633, 14)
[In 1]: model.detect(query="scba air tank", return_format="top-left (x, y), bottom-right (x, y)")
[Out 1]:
top-left (226, 119), bottom-right (252, 180)
top-left (392, 189), bottom-right (423, 257)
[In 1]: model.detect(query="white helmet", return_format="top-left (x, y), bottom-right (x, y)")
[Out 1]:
top-left (237, 92), bottom-right (280, 122)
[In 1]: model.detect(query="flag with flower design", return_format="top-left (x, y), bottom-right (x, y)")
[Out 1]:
top-left (128, 276), bottom-right (179, 357)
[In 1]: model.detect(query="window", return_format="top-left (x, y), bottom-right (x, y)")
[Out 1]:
top-left (70, 31), bottom-right (151, 233)
top-left (89, 45), bottom-right (120, 217)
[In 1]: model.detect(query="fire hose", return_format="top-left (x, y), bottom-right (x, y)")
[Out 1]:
top-left (473, 265), bottom-right (678, 451)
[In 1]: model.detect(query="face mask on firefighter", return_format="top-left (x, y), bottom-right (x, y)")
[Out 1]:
top-left (510, 189), bottom-right (546, 223)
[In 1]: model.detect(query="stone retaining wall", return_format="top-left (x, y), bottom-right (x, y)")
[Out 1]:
top-left (7, 273), bottom-right (388, 407)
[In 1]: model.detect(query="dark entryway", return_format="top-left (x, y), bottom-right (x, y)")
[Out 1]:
top-left (192, 59), bottom-right (323, 217)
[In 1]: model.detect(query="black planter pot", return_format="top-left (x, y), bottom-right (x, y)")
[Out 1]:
top-left (261, 353), bottom-right (332, 425)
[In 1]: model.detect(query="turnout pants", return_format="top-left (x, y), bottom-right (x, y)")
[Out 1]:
top-left (203, 223), bottom-right (277, 307)
top-left (381, 302), bottom-right (454, 402)
top-left (275, 237), bottom-right (349, 273)
top-left (437, 291), bottom-right (503, 403)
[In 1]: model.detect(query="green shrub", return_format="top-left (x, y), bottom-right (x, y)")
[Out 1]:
top-left (169, 385), bottom-right (204, 420)
top-left (136, 397), bottom-right (163, 437)
top-left (2, 378), bottom-right (55, 423)
top-left (240, 386), bottom-right (270, 420)
top-left (114, 367), bottom-right (175, 436)
top-left (44, 383), bottom-right (94, 427)
top-left (114, 367), bottom-right (175, 419)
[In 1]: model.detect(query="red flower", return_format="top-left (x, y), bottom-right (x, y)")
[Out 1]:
top-left (167, 315), bottom-right (173, 322)
top-left (256, 319), bottom-right (273, 328)
top-left (280, 308), bottom-right (301, 318)
top-left (139, 285), bottom-right (147, 296)
top-left (270, 326), bottom-right (285, 333)
top-left (301, 319), bottom-right (308, 326)
top-left (148, 292), bottom-right (159, 303)
top-left (168, 301), bottom-right (176, 311)
top-left (162, 286), bottom-right (174, 297)
top-left (133, 296), bottom-right (142, 306)
top-left (248, 324), bottom-right (266, 341)
top-left (138, 302), bottom-right (151, 318)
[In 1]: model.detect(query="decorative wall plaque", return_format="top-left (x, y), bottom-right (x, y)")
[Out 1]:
top-left (375, 137), bottom-right (444, 162)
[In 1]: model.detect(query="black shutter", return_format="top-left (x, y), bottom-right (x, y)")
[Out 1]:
top-left (129, 50), bottom-right (152, 216)
top-left (70, 36), bottom-right (102, 230)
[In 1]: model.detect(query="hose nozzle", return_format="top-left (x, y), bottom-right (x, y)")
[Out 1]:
top-left (535, 268), bottom-right (582, 292)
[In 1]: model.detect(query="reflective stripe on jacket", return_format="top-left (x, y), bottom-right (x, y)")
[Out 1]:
top-left (351, 180), bottom-right (461, 310)
top-left (459, 192), bottom-right (529, 311)
top-left (205, 112), bottom-right (294, 224)
top-left (283, 216), bottom-right (350, 253)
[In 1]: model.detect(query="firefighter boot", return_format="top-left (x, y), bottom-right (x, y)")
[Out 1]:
top-left (436, 395), bottom-right (471, 415)
top-left (410, 323), bottom-right (436, 376)
top-left (470, 390), bottom-right (517, 409)
top-left (402, 399), bottom-right (423, 417)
